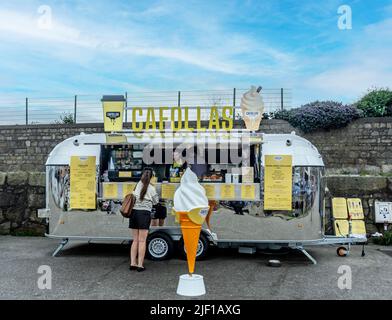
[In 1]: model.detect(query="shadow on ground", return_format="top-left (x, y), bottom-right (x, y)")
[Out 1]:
top-left (57, 242), bottom-right (316, 266)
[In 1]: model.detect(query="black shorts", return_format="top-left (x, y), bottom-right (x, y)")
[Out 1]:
top-left (152, 204), bottom-right (167, 220)
top-left (129, 209), bottom-right (151, 230)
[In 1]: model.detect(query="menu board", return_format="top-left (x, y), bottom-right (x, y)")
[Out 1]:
top-left (70, 156), bottom-right (96, 209)
top-left (203, 184), bottom-right (216, 199)
top-left (122, 183), bottom-right (137, 198)
top-left (334, 220), bottom-right (366, 236)
top-left (103, 183), bottom-right (118, 199)
top-left (347, 198), bottom-right (364, 219)
top-left (332, 197), bottom-right (348, 219)
top-left (161, 183), bottom-right (177, 199)
top-left (220, 184), bottom-right (235, 199)
top-left (264, 155), bottom-right (292, 211)
top-left (241, 184), bottom-right (255, 200)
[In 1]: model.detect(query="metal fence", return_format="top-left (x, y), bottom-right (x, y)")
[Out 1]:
top-left (0, 88), bottom-right (291, 125)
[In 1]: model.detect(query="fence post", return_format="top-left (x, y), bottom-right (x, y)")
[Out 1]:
top-left (178, 91), bottom-right (181, 107)
top-left (280, 88), bottom-right (284, 111)
top-left (25, 97), bottom-right (28, 125)
top-left (74, 95), bottom-right (77, 123)
top-left (125, 92), bottom-right (128, 123)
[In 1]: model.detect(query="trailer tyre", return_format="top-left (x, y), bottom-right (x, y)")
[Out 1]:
top-left (147, 232), bottom-right (174, 261)
top-left (337, 246), bottom-right (348, 257)
top-left (178, 233), bottom-right (209, 261)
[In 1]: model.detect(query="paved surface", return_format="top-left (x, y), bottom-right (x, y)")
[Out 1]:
top-left (0, 236), bottom-right (391, 300)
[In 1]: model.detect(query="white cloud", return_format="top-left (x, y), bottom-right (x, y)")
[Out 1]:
top-left (300, 18), bottom-right (392, 103)
top-left (0, 7), bottom-right (297, 77)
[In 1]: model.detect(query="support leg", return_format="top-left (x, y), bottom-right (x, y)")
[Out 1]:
top-left (52, 238), bottom-right (69, 257)
top-left (297, 246), bottom-right (317, 265)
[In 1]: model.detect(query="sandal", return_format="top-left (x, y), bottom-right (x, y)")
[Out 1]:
top-left (129, 265), bottom-right (138, 271)
top-left (136, 266), bottom-right (146, 272)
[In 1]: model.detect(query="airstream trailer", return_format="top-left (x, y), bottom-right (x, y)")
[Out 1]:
top-left (39, 129), bottom-right (366, 264)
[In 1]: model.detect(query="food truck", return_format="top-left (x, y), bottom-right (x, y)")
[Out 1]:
top-left (39, 94), bottom-right (366, 264)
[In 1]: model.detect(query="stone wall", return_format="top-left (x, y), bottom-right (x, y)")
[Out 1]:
top-left (0, 172), bottom-right (46, 235)
top-left (0, 117), bottom-right (391, 173)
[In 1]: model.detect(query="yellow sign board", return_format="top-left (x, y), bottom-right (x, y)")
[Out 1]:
top-left (264, 155), bottom-right (292, 211)
top-left (131, 106), bottom-right (234, 132)
top-left (103, 183), bottom-right (118, 199)
top-left (105, 134), bottom-right (127, 144)
top-left (334, 220), bottom-right (366, 236)
top-left (70, 156), bottom-right (96, 209)
top-left (161, 183), bottom-right (177, 199)
top-left (123, 183), bottom-right (136, 198)
top-left (347, 198), bottom-right (364, 219)
top-left (332, 197), bottom-right (348, 219)
top-left (241, 184), bottom-right (255, 200)
top-left (119, 171), bottom-right (132, 178)
top-left (220, 184), bottom-right (235, 199)
top-left (203, 184), bottom-right (216, 199)
top-left (102, 96), bottom-right (125, 132)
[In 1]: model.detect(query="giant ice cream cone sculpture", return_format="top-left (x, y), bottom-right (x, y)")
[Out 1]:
top-left (173, 168), bottom-right (209, 275)
top-left (240, 85), bottom-right (264, 131)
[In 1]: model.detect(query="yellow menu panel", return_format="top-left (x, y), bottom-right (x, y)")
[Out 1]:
top-left (103, 183), bottom-right (118, 199)
top-left (347, 198), bottom-right (364, 219)
top-left (332, 198), bottom-right (348, 219)
top-left (122, 183), bottom-right (136, 198)
top-left (161, 184), bottom-right (177, 199)
top-left (220, 184), bottom-right (235, 199)
top-left (119, 171), bottom-right (132, 178)
top-left (241, 184), bottom-right (255, 200)
top-left (334, 220), bottom-right (366, 236)
top-left (264, 155), bottom-right (292, 211)
top-left (70, 156), bottom-right (96, 209)
top-left (203, 184), bottom-right (216, 199)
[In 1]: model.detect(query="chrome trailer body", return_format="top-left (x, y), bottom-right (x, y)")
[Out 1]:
top-left (41, 132), bottom-right (366, 263)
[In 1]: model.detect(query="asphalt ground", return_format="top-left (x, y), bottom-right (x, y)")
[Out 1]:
top-left (0, 236), bottom-right (391, 300)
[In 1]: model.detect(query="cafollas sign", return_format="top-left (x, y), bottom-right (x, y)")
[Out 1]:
top-left (130, 106), bottom-right (234, 131)
top-left (102, 95), bottom-right (234, 132)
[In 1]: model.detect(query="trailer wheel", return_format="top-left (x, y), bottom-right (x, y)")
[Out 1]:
top-left (178, 233), bottom-right (209, 261)
top-left (147, 232), bottom-right (174, 261)
top-left (337, 246), bottom-right (348, 257)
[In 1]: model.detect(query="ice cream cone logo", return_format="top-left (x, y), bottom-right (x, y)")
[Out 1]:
top-left (240, 85), bottom-right (264, 131)
top-left (173, 168), bottom-right (209, 275)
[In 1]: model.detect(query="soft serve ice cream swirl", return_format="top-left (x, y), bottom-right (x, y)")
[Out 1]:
top-left (173, 168), bottom-right (208, 213)
top-left (240, 85), bottom-right (264, 130)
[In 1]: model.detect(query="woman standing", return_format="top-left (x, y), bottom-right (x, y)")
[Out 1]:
top-left (129, 168), bottom-right (159, 272)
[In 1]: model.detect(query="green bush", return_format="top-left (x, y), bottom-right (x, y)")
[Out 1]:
top-left (53, 112), bottom-right (75, 124)
top-left (355, 88), bottom-right (392, 117)
top-left (273, 101), bottom-right (362, 133)
top-left (373, 231), bottom-right (392, 246)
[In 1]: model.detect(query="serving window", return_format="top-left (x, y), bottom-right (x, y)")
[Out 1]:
top-left (100, 143), bottom-right (260, 184)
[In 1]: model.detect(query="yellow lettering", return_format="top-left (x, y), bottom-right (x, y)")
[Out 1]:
top-left (208, 107), bottom-right (220, 130)
top-left (171, 107), bottom-right (182, 131)
top-left (145, 107), bottom-right (156, 130)
top-left (183, 107), bottom-right (193, 131)
top-left (159, 107), bottom-right (169, 131)
top-left (196, 107), bottom-right (206, 131)
top-left (132, 107), bottom-right (143, 131)
top-left (222, 106), bottom-right (234, 131)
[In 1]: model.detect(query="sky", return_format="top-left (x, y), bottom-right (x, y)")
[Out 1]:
top-left (0, 0), bottom-right (392, 109)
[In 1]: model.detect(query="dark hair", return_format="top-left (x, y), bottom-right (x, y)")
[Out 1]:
top-left (139, 168), bottom-right (153, 201)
